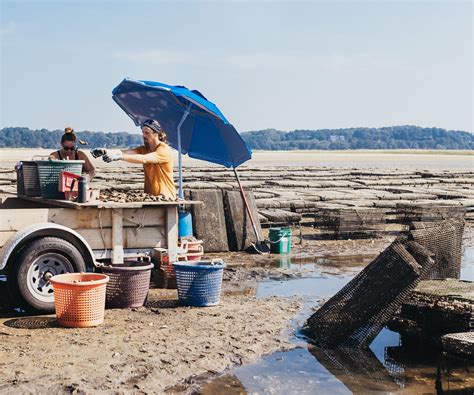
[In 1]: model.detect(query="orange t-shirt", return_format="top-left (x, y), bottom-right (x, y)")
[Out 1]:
top-left (136, 144), bottom-right (176, 199)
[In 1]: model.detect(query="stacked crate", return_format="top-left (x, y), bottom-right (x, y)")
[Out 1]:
top-left (388, 279), bottom-right (474, 339)
top-left (317, 208), bottom-right (386, 238)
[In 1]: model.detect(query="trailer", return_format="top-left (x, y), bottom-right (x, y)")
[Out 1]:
top-left (0, 195), bottom-right (199, 312)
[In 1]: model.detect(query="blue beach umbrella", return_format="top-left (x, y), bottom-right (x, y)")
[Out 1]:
top-left (112, 78), bottom-right (252, 199)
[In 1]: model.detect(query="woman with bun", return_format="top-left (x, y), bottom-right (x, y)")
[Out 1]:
top-left (50, 127), bottom-right (96, 179)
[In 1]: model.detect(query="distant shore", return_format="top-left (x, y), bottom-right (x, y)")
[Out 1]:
top-left (1, 147), bottom-right (472, 154)
top-left (252, 149), bottom-right (473, 155)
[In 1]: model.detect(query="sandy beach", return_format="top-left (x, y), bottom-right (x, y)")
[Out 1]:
top-left (0, 148), bottom-right (473, 393)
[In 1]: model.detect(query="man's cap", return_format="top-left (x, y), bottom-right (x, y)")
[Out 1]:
top-left (141, 119), bottom-right (163, 134)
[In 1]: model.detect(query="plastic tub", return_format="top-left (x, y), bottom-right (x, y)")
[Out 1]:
top-left (50, 273), bottom-right (109, 328)
top-left (173, 260), bottom-right (224, 307)
top-left (186, 244), bottom-right (204, 261)
top-left (35, 159), bottom-right (83, 199)
top-left (59, 171), bottom-right (81, 192)
top-left (179, 239), bottom-right (204, 261)
top-left (101, 261), bottom-right (154, 308)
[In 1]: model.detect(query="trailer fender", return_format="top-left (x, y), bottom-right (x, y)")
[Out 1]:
top-left (0, 223), bottom-right (96, 271)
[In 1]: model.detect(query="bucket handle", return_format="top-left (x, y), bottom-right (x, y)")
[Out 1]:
top-left (210, 258), bottom-right (224, 266)
top-left (267, 234), bottom-right (290, 244)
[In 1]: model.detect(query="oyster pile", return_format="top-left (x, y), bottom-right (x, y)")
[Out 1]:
top-left (99, 189), bottom-right (178, 203)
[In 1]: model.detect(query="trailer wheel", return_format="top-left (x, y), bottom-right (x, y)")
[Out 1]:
top-left (12, 237), bottom-right (86, 312)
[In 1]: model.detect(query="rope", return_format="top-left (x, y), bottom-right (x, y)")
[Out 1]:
top-left (119, 208), bottom-right (147, 237)
top-left (120, 208), bottom-right (146, 229)
top-left (354, 208), bottom-right (366, 225)
top-left (298, 222), bottom-right (303, 245)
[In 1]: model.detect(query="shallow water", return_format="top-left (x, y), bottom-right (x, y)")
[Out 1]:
top-left (461, 244), bottom-right (474, 281)
top-left (2, 148), bottom-right (473, 170)
top-left (201, 239), bottom-right (474, 394)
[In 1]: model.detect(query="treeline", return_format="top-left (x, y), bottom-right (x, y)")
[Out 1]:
top-left (0, 128), bottom-right (142, 149)
top-left (0, 125), bottom-right (472, 150)
top-left (241, 126), bottom-right (474, 150)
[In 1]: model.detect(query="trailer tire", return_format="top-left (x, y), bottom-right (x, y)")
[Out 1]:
top-left (12, 237), bottom-right (86, 312)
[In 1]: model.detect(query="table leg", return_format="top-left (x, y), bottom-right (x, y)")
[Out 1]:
top-left (166, 206), bottom-right (178, 263)
top-left (112, 208), bottom-right (124, 264)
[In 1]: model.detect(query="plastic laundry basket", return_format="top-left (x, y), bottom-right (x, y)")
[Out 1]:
top-left (16, 161), bottom-right (42, 197)
top-left (101, 261), bottom-right (154, 308)
top-left (35, 159), bottom-right (83, 199)
top-left (173, 261), bottom-right (224, 307)
top-left (50, 273), bottom-right (109, 328)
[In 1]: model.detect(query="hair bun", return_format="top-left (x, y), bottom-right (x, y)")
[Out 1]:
top-left (64, 127), bottom-right (74, 134)
top-left (158, 131), bottom-right (168, 143)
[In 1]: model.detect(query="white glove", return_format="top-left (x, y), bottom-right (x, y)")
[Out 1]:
top-left (103, 151), bottom-right (123, 163)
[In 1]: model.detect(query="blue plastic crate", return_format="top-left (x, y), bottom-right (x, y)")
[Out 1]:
top-left (172, 261), bottom-right (224, 307)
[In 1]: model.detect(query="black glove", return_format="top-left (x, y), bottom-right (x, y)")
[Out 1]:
top-left (90, 148), bottom-right (107, 158)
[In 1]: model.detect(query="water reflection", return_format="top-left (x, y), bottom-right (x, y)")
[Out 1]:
top-left (309, 346), bottom-right (399, 393)
top-left (257, 273), bottom-right (356, 299)
top-left (383, 337), bottom-right (474, 394)
top-left (229, 348), bottom-right (351, 395)
top-left (266, 253), bottom-right (375, 269)
top-left (198, 334), bottom-right (473, 395)
top-left (276, 255), bottom-right (292, 269)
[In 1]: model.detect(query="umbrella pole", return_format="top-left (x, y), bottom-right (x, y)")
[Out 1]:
top-left (233, 167), bottom-right (270, 254)
top-left (177, 104), bottom-right (192, 199)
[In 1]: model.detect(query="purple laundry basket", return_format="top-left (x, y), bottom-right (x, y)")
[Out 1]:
top-left (101, 261), bottom-right (154, 308)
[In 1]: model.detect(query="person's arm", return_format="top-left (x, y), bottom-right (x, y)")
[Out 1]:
top-left (122, 147), bottom-right (142, 154)
top-left (122, 152), bottom-right (162, 165)
top-left (123, 144), bottom-right (170, 164)
top-left (104, 145), bottom-right (170, 164)
top-left (91, 146), bottom-right (141, 159)
top-left (78, 151), bottom-right (96, 179)
top-left (49, 151), bottom-right (59, 159)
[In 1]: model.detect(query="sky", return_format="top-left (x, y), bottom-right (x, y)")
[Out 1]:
top-left (1, 0), bottom-right (472, 134)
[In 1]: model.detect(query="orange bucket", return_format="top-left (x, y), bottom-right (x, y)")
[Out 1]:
top-left (50, 273), bottom-right (109, 328)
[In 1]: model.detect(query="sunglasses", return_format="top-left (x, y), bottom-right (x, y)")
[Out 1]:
top-left (62, 146), bottom-right (76, 151)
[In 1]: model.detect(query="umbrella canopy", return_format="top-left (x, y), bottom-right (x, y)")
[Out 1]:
top-left (112, 78), bottom-right (252, 168)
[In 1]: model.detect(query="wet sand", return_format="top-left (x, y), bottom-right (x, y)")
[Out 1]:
top-left (0, 227), bottom-right (392, 393)
top-left (0, 292), bottom-right (300, 394)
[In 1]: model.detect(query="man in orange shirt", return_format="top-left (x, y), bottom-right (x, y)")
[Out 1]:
top-left (91, 119), bottom-right (176, 199)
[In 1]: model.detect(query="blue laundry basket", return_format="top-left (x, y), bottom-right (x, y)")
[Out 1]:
top-left (173, 261), bottom-right (224, 307)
